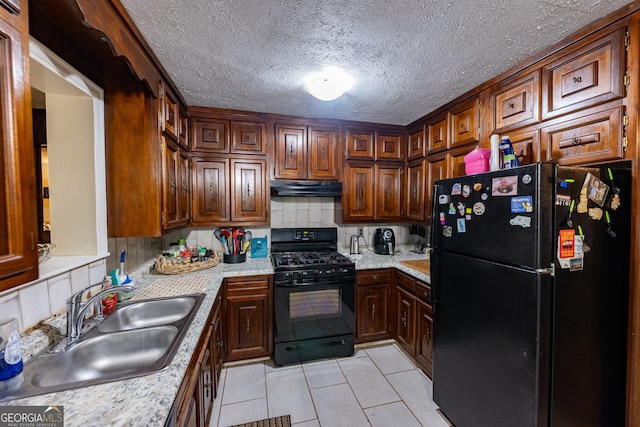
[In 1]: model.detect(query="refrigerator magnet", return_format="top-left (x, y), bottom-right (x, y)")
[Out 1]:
top-left (462, 185), bottom-right (471, 197)
top-left (555, 194), bottom-right (571, 206)
top-left (457, 218), bottom-right (466, 233)
top-left (511, 196), bottom-right (533, 213)
top-left (443, 225), bottom-right (453, 237)
top-left (457, 202), bottom-right (465, 216)
top-left (492, 176), bottom-right (518, 196)
top-left (582, 173), bottom-right (609, 207)
top-left (439, 212), bottom-right (445, 224)
top-left (509, 215), bottom-right (531, 228)
top-left (559, 229), bottom-right (575, 258)
top-left (473, 202), bottom-right (485, 215)
top-left (451, 183), bottom-right (462, 195)
top-left (473, 183), bottom-right (482, 191)
top-left (448, 203), bottom-right (456, 215)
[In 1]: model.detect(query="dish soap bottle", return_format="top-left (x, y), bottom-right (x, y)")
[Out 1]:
top-left (0, 318), bottom-right (23, 388)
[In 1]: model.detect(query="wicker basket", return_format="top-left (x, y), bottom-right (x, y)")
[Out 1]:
top-left (154, 252), bottom-right (219, 275)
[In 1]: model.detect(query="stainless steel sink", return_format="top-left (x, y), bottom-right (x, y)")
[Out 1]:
top-left (0, 293), bottom-right (205, 400)
top-left (98, 296), bottom-right (197, 332)
top-left (32, 326), bottom-right (178, 388)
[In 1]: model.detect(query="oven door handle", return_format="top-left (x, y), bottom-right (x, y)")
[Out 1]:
top-left (285, 339), bottom-right (347, 352)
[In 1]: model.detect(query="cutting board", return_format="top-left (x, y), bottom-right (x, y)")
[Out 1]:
top-left (399, 259), bottom-right (431, 275)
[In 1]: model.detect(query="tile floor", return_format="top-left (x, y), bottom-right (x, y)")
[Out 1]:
top-left (208, 342), bottom-right (452, 427)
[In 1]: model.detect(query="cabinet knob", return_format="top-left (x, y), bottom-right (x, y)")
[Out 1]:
top-left (371, 303), bottom-right (376, 320)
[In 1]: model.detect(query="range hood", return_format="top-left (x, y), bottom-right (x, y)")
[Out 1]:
top-left (270, 180), bottom-right (343, 197)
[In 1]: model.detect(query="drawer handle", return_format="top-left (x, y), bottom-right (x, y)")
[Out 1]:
top-left (559, 132), bottom-right (600, 149)
top-left (246, 316), bottom-right (250, 333)
top-left (425, 328), bottom-right (431, 344)
top-left (371, 304), bottom-right (376, 320)
top-left (402, 312), bottom-right (407, 328)
top-left (322, 147), bottom-right (325, 160)
top-left (573, 76), bottom-right (583, 83)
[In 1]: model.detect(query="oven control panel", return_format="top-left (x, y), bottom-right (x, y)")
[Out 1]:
top-left (274, 265), bottom-right (355, 284)
top-left (294, 230), bottom-right (316, 240)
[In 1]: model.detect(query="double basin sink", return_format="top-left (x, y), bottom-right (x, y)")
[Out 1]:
top-left (0, 293), bottom-right (205, 400)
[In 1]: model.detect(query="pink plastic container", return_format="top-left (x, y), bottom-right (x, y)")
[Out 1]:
top-left (464, 148), bottom-right (491, 175)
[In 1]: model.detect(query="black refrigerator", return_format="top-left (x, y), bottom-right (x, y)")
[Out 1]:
top-left (429, 162), bottom-right (630, 427)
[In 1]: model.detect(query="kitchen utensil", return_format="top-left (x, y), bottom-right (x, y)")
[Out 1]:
top-left (607, 168), bottom-right (620, 194)
top-left (349, 235), bottom-right (360, 254)
top-left (220, 236), bottom-right (230, 255)
top-left (605, 211), bottom-right (617, 237)
top-left (214, 228), bottom-right (222, 241)
top-left (577, 225), bottom-right (591, 253)
top-left (566, 199), bottom-right (575, 228)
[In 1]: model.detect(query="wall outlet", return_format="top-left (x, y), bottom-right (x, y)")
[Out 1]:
top-left (358, 227), bottom-right (364, 237)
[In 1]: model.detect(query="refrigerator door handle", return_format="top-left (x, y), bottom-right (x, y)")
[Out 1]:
top-left (535, 265), bottom-right (555, 276)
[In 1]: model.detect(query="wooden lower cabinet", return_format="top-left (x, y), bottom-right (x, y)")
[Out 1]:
top-left (416, 300), bottom-right (434, 378)
top-left (395, 286), bottom-right (416, 355)
top-left (224, 275), bottom-right (273, 361)
top-left (356, 269), bottom-right (392, 343)
top-left (176, 295), bottom-right (222, 427)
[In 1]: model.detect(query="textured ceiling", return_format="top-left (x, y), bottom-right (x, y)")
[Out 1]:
top-left (120, 0), bottom-right (633, 126)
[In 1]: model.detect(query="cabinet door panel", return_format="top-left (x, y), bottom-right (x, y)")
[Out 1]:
top-left (275, 125), bottom-right (306, 179)
top-left (428, 115), bottom-right (448, 153)
top-left (376, 134), bottom-right (403, 161)
top-left (231, 159), bottom-right (267, 222)
top-left (346, 130), bottom-right (374, 160)
top-left (451, 98), bottom-right (480, 147)
top-left (427, 156), bottom-right (447, 222)
top-left (541, 105), bottom-right (624, 165)
top-left (375, 165), bottom-right (402, 220)
top-left (541, 27), bottom-right (625, 120)
top-left (345, 164), bottom-right (375, 221)
top-left (408, 128), bottom-right (425, 160)
top-left (231, 121), bottom-right (266, 155)
top-left (225, 293), bottom-right (270, 360)
top-left (191, 117), bottom-right (228, 152)
top-left (396, 287), bottom-right (415, 355)
top-left (179, 151), bottom-right (190, 224)
top-left (309, 127), bottom-right (339, 180)
top-left (448, 145), bottom-right (477, 178)
top-left (0, 16), bottom-right (38, 289)
top-left (416, 301), bottom-right (433, 378)
top-left (492, 70), bottom-right (540, 133)
top-left (192, 158), bottom-right (229, 223)
top-left (406, 160), bottom-right (425, 222)
top-left (356, 285), bottom-right (390, 342)
top-left (162, 138), bottom-right (181, 229)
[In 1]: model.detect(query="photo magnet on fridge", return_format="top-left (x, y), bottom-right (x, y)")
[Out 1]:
top-left (492, 176), bottom-right (518, 196)
top-left (582, 172), bottom-right (609, 207)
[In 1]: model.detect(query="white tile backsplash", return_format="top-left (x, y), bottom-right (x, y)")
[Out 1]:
top-left (19, 280), bottom-right (51, 330)
top-left (0, 258), bottom-right (106, 334)
top-left (47, 273), bottom-right (72, 314)
top-left (0, 293), bottom-right (22, 332)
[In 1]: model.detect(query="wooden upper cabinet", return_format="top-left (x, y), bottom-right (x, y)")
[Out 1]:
top-left (491, 70), bottom-right (540, 133)
top-left (275, 124), bottom-right (307, 179)
top-left (309, 127), bottom-right (339, 180)
top-left (161, 82), bottom-right (178, 140)
top-left (541, 104), bottom-right (625, 165)
top-left (179, 151), bottom-right (190, 224)
top-left (231, 121), bottom-right (266, 155)
top-left (450, 97), bottom-right (480, 148)
top-left (427, 155), bottom-right (447, 222)
top-left (162, 137), bottom-right (181, 230)
top-left (178, 110), bottom-right (189, 149)
top-left (499, 127), bottom-right (541, 166)
top-left (541, 25), bottom-right (627, 121)
top-left (408, 127), bottom-right (425, 160)
top-left (449, 144), bottom-right (477, 178)
top-left (376, 133), bottom-right (404, 161)
top-left (346, 129), bottom-right (375, 160)
top-left (427, 114), bottom-right (448, 154)
top-left (345, 164), bottom-right (375, 221)
top-left (230, 159), bottom-right (267, 222)
top-left (191, 158), bottom-right (229, 224)
top-left (406, 160), bottom-right (426, 222)
top-left (192, 117), bottom-right (228, 152)
top-left (375, 164), bottom-right (402, 220)
top-left (0, 11), bottom-right (38, 290)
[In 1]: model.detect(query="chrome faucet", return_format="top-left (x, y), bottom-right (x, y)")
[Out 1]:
top-left (66, 277), bottom-right (135, 345)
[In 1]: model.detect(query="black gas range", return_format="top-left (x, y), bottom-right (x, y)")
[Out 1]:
top-left (271, 228), bottom-right (355, 366)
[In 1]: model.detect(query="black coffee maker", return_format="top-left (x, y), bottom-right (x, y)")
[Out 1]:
top-left (374, 228), bottom-right (395, 255)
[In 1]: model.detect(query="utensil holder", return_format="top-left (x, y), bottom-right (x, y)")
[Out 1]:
top-left (223, 253), bottom-right (246, 264)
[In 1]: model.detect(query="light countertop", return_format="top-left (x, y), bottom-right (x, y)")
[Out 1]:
top-left (2, 249), bottom-right (428, 426)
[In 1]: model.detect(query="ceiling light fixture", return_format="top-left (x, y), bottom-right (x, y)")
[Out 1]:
top-left (307, 68), bottom-right (354, 101)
